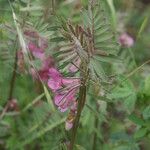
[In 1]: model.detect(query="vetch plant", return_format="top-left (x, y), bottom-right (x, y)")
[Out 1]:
top-left (1, 0), bottom-right (150, 149)
top-left (44, 0), bottom-right (119, 149)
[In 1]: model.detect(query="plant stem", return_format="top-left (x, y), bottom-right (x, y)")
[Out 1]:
top-left (69, 84), bottom-right (86, 150)
top-left (8, 49), bottom-right (18, 100)
top-left (92, 113), bottom-right (98, 150)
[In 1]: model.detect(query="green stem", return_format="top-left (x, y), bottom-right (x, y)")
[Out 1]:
top-left (8, 48), bottom-right (18, 100)
top-left (69, 84), bottom-right (86, 150)
top-left (92, 117), bottom-right (98, 150)
top-left (92, 104), bottom-right (99, 150)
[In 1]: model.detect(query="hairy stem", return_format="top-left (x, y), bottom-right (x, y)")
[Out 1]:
top-left (69, 84), bottom-right (86, 150)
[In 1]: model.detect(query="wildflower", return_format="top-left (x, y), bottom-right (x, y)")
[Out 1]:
top-left (38, 56), bottom-right (55, 81)
top-left (7, 99), bottom-right (19, 111)
top-left (65, 102), bottom-right (77, 130)
top-left (28, 42), bottom-right (45, 59)
top-left (28, 41), bottom-right (54, 81)
top-left (65, 121), bottom-right (73, 131)
top-left (48, 67), bottom-right (80, 112)
top-left (119, 33), bottom-right (134, 48)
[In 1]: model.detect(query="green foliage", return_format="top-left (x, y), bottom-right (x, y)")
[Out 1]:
top-left (0, 0), bottom-right (150, 149)
top-left (108, 76), bottom-right (137, 112)
top-left (144, 75), bottom-right (150, 96)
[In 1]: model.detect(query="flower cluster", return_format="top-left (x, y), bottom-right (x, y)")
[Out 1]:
top-left (48, 67), bottom-right (80, 112)
top-left (47, 67), bottom-right (80, 130)
top-left (24, 30), bottom-right (55, 81)
top-left (119, 33), bottom-right (134, 48)
top-left (18, 29), bottom-right (81, 130)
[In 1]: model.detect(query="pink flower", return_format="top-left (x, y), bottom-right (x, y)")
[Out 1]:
top-left (28, 42), bottom-right (45, 59)
top-left (38, 56), bottom-right (55, 81)
top-left (48, 67), bottom-right (62, 79)
top-left (65, 121), bottom-right (73, 130)
top-left (48, 78), bottom-right (62, 91)
top-left (41, 56), bottom-right (54, 70)
top-left (65, 105), bottom-right (77, 130)
top-left (54, 90), bottom-right (76, 112)
top-left (119, 33), bottom-right (134, 48)
top-left (47, 67), bottom-right (80, 112)
top-left (38, 69), bottom-right (49, 81)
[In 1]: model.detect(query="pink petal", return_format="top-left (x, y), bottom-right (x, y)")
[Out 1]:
top-left (70, 101), bottom-right (78, 112)
top-left (41, 56), bottom-right (55, 70)
top-left (59, 106), bottom-right (68, 112)
top-left (28, 42), bottom-right (45, 59)
top-left (32, 51), bottom-right (45, 59)
top-left (48, 79), bottom-right (62, 91)
top-left (54, 94), bottom-right (64, 106)
top-left (48, 67), bottom-right (62, 79)
top-left (65, 121), bottom-right (73, 130)
top-left (62, 78), bottom-right (80, 86)
top-left (119, 33), bottom-right (134, 47)
top-left (38, 69), bottom-right (49, 81)
top-left (54, 90), bottom-right (76, 112)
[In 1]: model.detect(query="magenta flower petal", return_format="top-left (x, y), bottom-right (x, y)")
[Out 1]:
top-left (48, 67), bottom-right (62, 79)
top-left (59, 106), bottom-right (68, 112)
top-left (28, 42), bottom-right (45, 59)
top-left (119, 33), bottom-right (134, 47)
top-left (48, 79), bottom-right (62, 91)
top-left (62, 78), bottom-right (80, 86)
top-left (70, 101), bottom-right (77, 112)
top-left (38, 69), bottom-right (49, 81)
top-left (41, 56), bottom-right (54, 70)
top-left (65, 121), bottom-right (73, 130)
top-left (54, 90), bottom-right (75, 112)
top-left (54, 94), bottom-right (64, 106)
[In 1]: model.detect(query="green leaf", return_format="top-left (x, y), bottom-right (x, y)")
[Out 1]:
top-left (108, 76), bottom-right (136, 111)
top-left (90, 58), bottom-right (107, 81)
top-left (21, 117), bottom-right (66, 147)
top-left (43, 84), bottom-right (55, 111)
top-left (20, 6), bottom-right (43, 11)
top-left (134, 128), bottom-right (147, 139)
top-left (50, 37), bottom-right (65, 42)
top-left (144, 75), bottom-right (150, 96)
top-left (106, 0), bottom-right (116, 28)
top-left (93, 55), bottom-right (122, 64)
top-left (128, 114), bottom-right (144, 126)
top-left (143, 105), bottom-right (150, 120)
top-left (137, 16), bottom-right (149, 38)
top-left (22, 93), bottom-right (45, 112)
top-left (83, 1), bottom-right (119, 56)
top-left (75, 145), bottom-right (86, 150)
